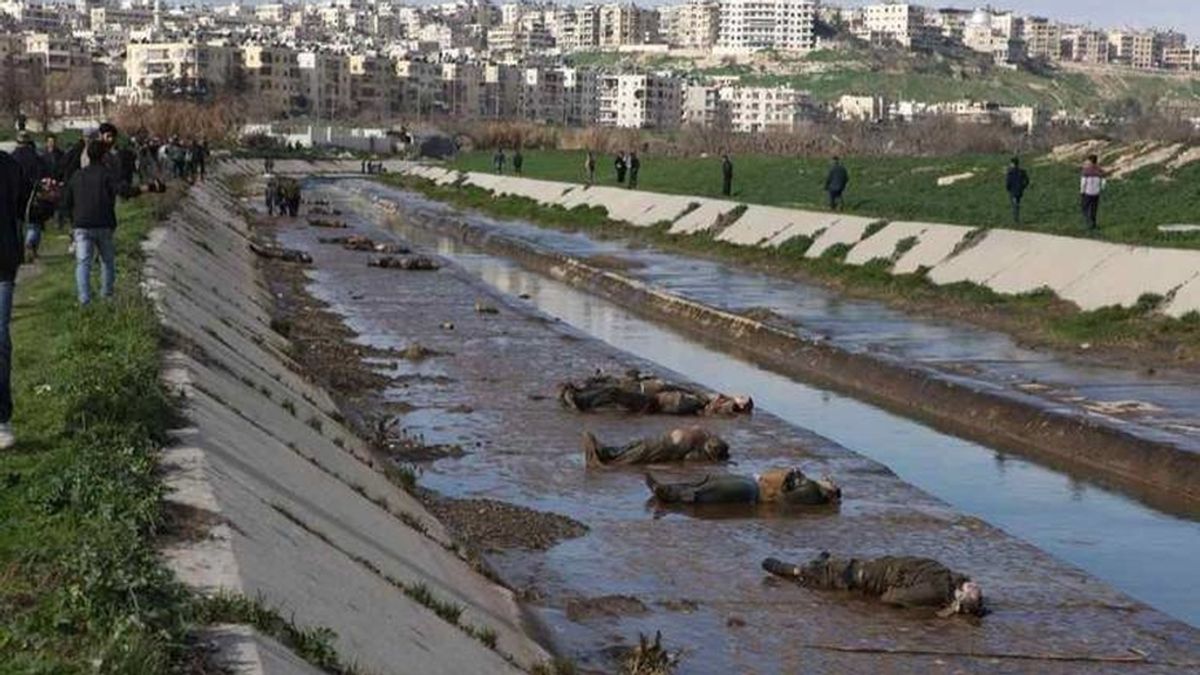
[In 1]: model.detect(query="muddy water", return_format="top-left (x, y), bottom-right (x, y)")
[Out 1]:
top-left (327, 182), bottom-right (1200, 630)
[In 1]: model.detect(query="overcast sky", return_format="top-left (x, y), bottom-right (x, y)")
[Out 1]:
top-left (838, 1), bottom-right (1200, 36)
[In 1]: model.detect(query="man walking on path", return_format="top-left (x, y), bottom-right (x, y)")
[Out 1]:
top-left (492, 148), bottom-right (506, 174)
top-left (584, 151), bottom-right (596, 185)
top-left (60, 141), bottom-right (120, 306)
top-left (0, 149), bottom-right (30, 449)
top-left (824, 156), bottom-right (849, 210)
top-left (1080, 154), bottom-right (1106, 231)
top-left (11, 133), bottom-right (49, 261)
top-left (512, 149), bottom-right (523, 175)
top-left (627, 152), bottom-right (641, 189)
top-left (721, 155), bottom-right (734, 196)
top-left (1005, 157), bottom-right (1030, 224)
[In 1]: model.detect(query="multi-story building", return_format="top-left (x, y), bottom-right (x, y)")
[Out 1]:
top-left (24, 32), bottom-right (90, 73)
top-left (1, 0), bottom-right (63, 31)
top-left (349, 53), bottom-right (395, 118)
top-left (441, 62), bottom-right (483, 118)
top-left (837, 94), bottom-right (889, 123)
top-left (1062, 29), bottom-right (1109, 64)
top-left (962, 10), bottom-right (1023, 66)
top-left (859, 3), bottom-right (933, 50)
top-left (1163, 45), bottom-right (1200, 71)
top-left (519, 66), bottom-right (565, 123)
top-left (89, 6), bottom-right (154, 32)
top-left (598, 3), bottom-right (659, 47)
top-left (488, 18), bottom-right (555, 55)
top-left (1021, 16), bottom-right (1062, 62)
top-left (659, 0), bottom-right (718, 49)
top-left (718, 84), bottom-right (811, 133)
top-left (240, 44), bottom-right (301, 116)
top-left (481, 62), bottom-right (522, 119)
top-left (717, 0), bottom-right (816, 53)
top-left (682, 83), bottom-right (722, 128)
top-left (560, 66), bottom-right (598, 125)
top-left (394, 58), bottom-right (441, 116)
top-left (597, 72), bottom-right (681, 129)
top-left (298, 50), bottom-right (352, 119)
top-left (125, 40), bottom-right (237, 98)
top-left (1108, 31), bottom-right (1158, 69)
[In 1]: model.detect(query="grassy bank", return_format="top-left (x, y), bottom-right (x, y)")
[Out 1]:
top-left (0, 190), bottom-right (363, 672)
top-left (384, 174), bottom-right (1200, 367)
top-left (452, 150), bottom-right (1200, 249)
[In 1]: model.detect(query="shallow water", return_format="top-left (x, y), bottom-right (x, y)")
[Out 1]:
top-left (336, 182), bottom-right (1200, 628)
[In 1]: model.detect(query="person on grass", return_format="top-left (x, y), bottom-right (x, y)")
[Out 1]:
top-left (0, 149), bottom-right (31, 449)
top-left (59, 140), bottom-right (120, 306)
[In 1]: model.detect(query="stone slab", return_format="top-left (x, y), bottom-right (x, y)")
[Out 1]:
top-left (718, 206), bottom-right (835, 247)
top-left (804, 215), bottom-right (881, 258)
top-left (669, 198), bottom-right (739, 234)
top-left (973, 230), bottom-right (1121, 297)
top-left (1061, 247), bottom-right (1200, 311)
top-left (891, 223), bottom-right (976, 274)
top-left (844, 221), bottom-right (928, 266)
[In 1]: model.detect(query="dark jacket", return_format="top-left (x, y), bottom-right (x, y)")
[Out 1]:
top-left (11, 144), bottom-right (48, 190)
top-left (61, 140), bottom-right (85, 184)
top-left (60, 163), bottom-right (119, 230)
top-left (825, 164), bottom-right (849, 192)
top-left (41, 147), bottom-right (64, 181)
top-left (1006, 167), bottom-right (1030, 197)
top-left (0, 152), bottom-right (29, 281)
top-left (722, 158), bottom-right (733, 178)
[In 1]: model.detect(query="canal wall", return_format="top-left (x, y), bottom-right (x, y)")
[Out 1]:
top-left (145, 166), bottom-right (550, 673)
top-left (397, 166), bottom-right (1200, 317)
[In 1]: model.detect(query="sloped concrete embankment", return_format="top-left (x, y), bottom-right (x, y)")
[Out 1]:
top-left (363, 194), bottom-right (1200, 510)
top-left (143, 170), bottom-right (549, 673)
top-left (413, 167), bottom-right (1200, 317)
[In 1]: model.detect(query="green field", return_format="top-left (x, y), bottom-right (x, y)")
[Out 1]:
top-left (454, 149), bottom-right (1200, 248)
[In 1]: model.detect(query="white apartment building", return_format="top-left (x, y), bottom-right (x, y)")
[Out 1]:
top-left (682, 83), bottom-right (722, 127)
top-left (489, 19), bottom-right (555, 55)
top-left (962, 10), bottom-right (1023, 66)
top-left (441, 62), bottom-right (483, 118)
top-left (241, 44), bottom-right (302, 115)
top-left (125, 40), bottom-right (237, 96)
top-left (659, 0), bottom-right (719, 49)
top-left (717, 0), bottom-right (816, 53)
top-left (598, 3), bottom-right (659, 48)
top-left (519, 66), bottom-right (565, 123)
top-left (859, 3), bottom-right (933, 50)
top-left (718, 84), bottom-right (811, 132)
top-left (837, 94), bottom-right (888, 122)
top-left (1063, 29), bottom-right (1109, 64)
top-left (560, 66), bottom-right (599, 125)
top-left (597, 72), bottom-right (681, 129)
top-left (1021, 16), bottom-right (1062, 61)
top-left (23, 32), bottom-right (90, 73)
top-left (1163, 45), bottom-right (1200, 71)
top-left (298, 50), bottom-right (352, 119)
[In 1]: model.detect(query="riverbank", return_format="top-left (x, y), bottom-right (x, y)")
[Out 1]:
top-left (452, 148), bottom-right (1200, 249)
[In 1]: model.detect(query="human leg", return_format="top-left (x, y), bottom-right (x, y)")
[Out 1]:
top-left (74, 229), bottom-right (96, 305)
top-left (648, 474), bottom-right (759, 504)
top-left (95, 229), bottom-right (117, 299)
top-left (24, 222), bottom-right (42, 259)
top-left (1011, 196), bottom-right (1021, 224)
top-left (0, 280), bottom-right (13, 443)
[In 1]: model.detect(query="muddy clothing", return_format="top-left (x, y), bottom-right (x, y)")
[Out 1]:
top-left (368, 255), bottom-right (440, 271)
top-left (764, 555), bottom-right (970, 611)
top-left (586, 427), bottom-right (729, 466)
top-left (339, 235), bottom-right (410, 254)
top-left (559, 373), bottom-right (750, 416)
top-left (648, 468), bottom-right (839, 506)
top-left (250, 241), bottom-right (311, 264)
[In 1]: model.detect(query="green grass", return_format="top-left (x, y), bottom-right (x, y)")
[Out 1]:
top-left (454, 149), bottom-right (1200, 248)
top-left (387, 174), bottom-right (1200, 362)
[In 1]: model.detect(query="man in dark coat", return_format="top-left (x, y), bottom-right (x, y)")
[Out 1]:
top-left (10, 132), bottom-right (49, 259)
top-left (59, 141), bottom-right (120, 305)
top-left (614, 153), bottom-right (626, 184)
top-left (1006, 157), bottom-right (1030, 224)
top-left (0, 149), bottom-right (30, 448)
top-left (721, 155), bottom-right (734, 196)
top-left (824, 156), bottom-right (849, 210)
top-left (627, 152), bottom-right (641, 189)
top-left (762, 552), bottom-right (984, 617)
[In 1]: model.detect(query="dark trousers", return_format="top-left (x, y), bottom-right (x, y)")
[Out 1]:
top-left (722, 175), bottom-right (732, 196)
top-left (628, 170), bottom-right (639, 189)
top-left (616, 168), bottom-right (626, 183)
top-left (0, 279), bottom-right (13, 423)
top-left (1081, 194), bottom-right (1100, 230)
top-left (1010, 194), bottom-right (1023, 224)
top-left (828, 190), bottom-right (844, 210)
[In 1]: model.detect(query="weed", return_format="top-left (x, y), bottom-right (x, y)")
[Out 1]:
top-left (282, 399), bottom-right (297, 416)
top-left (307, 415), bottom-right (324, 434)
top-left (403, 583), bottom-right (464, 625)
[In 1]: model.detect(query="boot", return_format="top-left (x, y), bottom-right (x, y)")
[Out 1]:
top-left (762, 557), bottom-right (802, 579)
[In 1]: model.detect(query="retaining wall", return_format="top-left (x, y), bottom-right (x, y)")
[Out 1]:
top-left (147, 166), bottom-right (549, 674)
top-left (407, 167), bottom-right (1200, 316)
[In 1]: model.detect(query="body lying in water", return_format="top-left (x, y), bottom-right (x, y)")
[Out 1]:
top-left (368, 255), bottom-right (440, 271)
top-left (762, 552), bottom-right (984, 617)
top-left (560, 370), bottom-right (752, 416)
top-left (646, 468), bottom-right (840, 506)
top-left (583, 427), bottom-right (728, 467)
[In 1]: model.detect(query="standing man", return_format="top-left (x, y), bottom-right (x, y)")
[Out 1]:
top-left (11, 132), bottom-right (49, 261)
top-left (721, 154), bottom-right (734, 197)
top-left (493, 147), bottom-right (506, 174)
top-left (627, 152), bottom-right (641, 189)
top-left (1080, 154), bottom-right (1105, 231)
top-left (41, 134), bottom-right (64, 181)
top-left (59, 140), bottom-right (120, 306)
top-left (0, 148), bottom-right (31, 449)
top-left (584, 150), bottom-right (596, 185)
top-left (1005, 157), bottom-right (1030, 224)
top-left (512, 148), bottom-right (524, 175)
top-left (824, 156), bottom-right (849, 211)
top-left (195, 139), bottom-right (209, 181)
top-left (614, 153), bottom-right (626, 184)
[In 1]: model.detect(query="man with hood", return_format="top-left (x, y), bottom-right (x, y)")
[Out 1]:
top-left (582, 427), bottom-right (729, 467)
top-left (762, 552), bottom-right (985, 617)
top-left (645, 467), bottom-right (841, 506)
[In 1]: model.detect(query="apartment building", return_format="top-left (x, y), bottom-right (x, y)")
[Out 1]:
top-left (659, 0), bottom-right (719, 49)
top-left (1108, 31), bottom-right (1157, 69)
top-left (349, 53), bottom-right (395, 118)
top-left (241, 44), bottom-right (302, 116)
top-left (1021, 16), bottom-right (1062, 61)
top-left (718, 84), bottom-right (811, 132)
top-left (837, 94), bottom-right (888, 123)
top-left (24, 32), bottom-right (90, 73)
top-left (717, 0), bottom-right (816, 53)
top-left (597, 72), bottom-right (681, 129)
top-left (682, 83), bottom-right (722, 128)
top-left (441, 62), bottom-right (483, 118)
top-left (1163, 45), bottom-right (1200, 71)
top-left (859, 3), bottom-right (933, 50)
top-left (519, 66), bottom-right (565, 123)
top-left (482, 62), bottom-right (522, 119)
top-left (125, 40), bottom-right (237, 95)
top-left (394, 58), bottom-right (441, 116)
top-left (598, 3), bottom-right (659, 47)
top-left (962, 10), bottom-right (1023, 66)
top-left (89, 6), bottom-right (154, 32)
top-left (298, 50), bottom-right (352, 119)
top-left (488, 18), bottom-right (555, 55)
top-left (1, 1), bottom-right (63, 31)
top-left (560, 66), bottom-right (598, 125)
top-left (1062, 29), bottom-right (1109, 64)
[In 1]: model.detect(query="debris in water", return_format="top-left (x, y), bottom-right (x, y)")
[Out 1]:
top-left (621, 631), bottom-right (676, 675)
top-left (474, 300), bottom-right (499, 314)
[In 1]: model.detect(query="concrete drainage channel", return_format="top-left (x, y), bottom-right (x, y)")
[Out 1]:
top-left (145, 172), bottom-right (552, 673)
top-left (319, 179), bottom-right (1200, 630)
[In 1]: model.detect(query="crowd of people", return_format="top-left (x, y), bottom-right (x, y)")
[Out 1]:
top-left (0, 122), bottom-right (180, 450)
